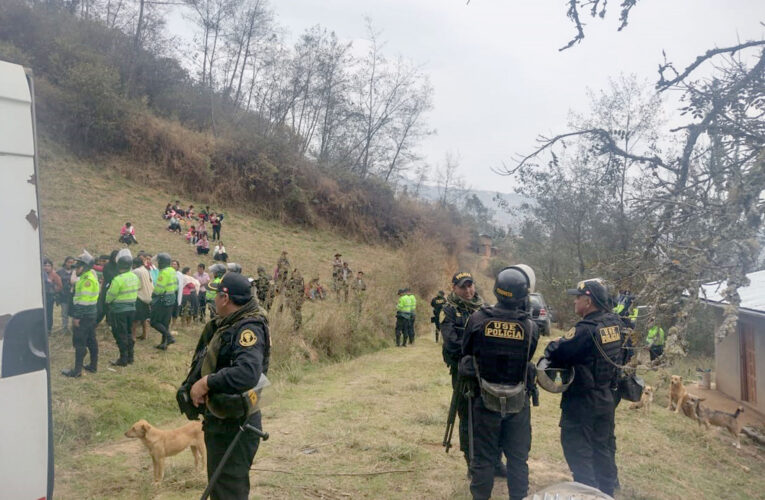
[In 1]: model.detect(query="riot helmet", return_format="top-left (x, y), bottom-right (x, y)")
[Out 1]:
top-left (209, 263), bottom-right (227, 278)
top-left (117, 255), bottom-right (133, 272)
top-left (494, 264), bottom-right (535, 305)
top-left (75, 250), bottom-right (95, 270)
top-left (536, 357), bottom-right (575, 393)
top-left (227, 262), bottom-right (243, 274)
top-left (157, 252), bottom-right (172, 269)
top-left (206, 389), bottom-right (259, 419)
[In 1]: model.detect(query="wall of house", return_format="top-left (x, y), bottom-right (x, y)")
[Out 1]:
top-left (716, 314), bottom-right (765, 415)
top-left (715, 328), bottom-right (741, 400)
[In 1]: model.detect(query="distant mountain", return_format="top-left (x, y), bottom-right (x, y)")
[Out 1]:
top-left (402, 183), bottom-right (530, 229)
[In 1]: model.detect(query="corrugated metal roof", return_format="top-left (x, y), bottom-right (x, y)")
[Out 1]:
top-left (699, 269), bottom-right (765, 312)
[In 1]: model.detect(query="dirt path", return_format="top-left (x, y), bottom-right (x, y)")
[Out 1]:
top-left (54, 334), bottom-right (765, 499)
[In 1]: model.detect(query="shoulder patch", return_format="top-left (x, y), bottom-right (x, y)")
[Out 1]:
top-left (239, 329), bottom-right (257, 347)
top-left (158, 275), bottom-right (164, 282)
top-left (439, 310), bottom-right (446, 323)
top-left (564, 328), bottom-right (576, 340)
top-left (83, 279), bottom-right (93, 288)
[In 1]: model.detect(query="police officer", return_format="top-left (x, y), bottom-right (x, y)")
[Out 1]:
top-left (395, 288), bottom-right (410, 347)
top-left (62, 251), bottom-right (100, 377)
top-left (188, 272), bottom-right (270, 500)
top-left (430, 290), bottom-right (446, 342)
top-left (543, 278), bottom-right (624, 497)
top-left (254, 266), bottom-right (270, 308)
top-left (461, 266), bottom-right (539, 500)
top-left (441, 271), bottom-right (505, 477)
top-left (105, 253), bottom-right (140, 366)
top-left (404, 288), bottom-right (417, 345)
top-left (206, 263), bottom-right (227, 317)
top-left (151, 252), bottom-right (178, 350)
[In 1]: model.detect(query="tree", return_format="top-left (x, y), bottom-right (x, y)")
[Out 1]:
top-left (505, 41), bottom-right (765, 350)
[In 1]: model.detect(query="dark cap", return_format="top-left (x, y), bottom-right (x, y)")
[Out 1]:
top-left (397, 288), bottom-right (406, 295)
top-left (209, 272), bottom-right (252, 301)
top-left (334, 253), bottom-right (342, 257)
top-left (566, 278), bottom-right (608, 308)
top-left (452, 271), bottom-right (474, 287)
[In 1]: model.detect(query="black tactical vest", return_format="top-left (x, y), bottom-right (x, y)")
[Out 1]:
top-left (217, 316), bottom-right (271, 375)
top-left (473, 306), bottom-right (533, 385)
top-left (582, 312), bottom-right (623, 387)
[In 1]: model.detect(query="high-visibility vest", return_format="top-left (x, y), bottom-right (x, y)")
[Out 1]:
top-left (106, 270), bottom-right (140, 309)
top-left (154, 267), bottom-right (178, 296)
top-left (647, 325), bottom-right (665, 346)
top-left (408, 294), bottom-right (417, 313)
top-left (397, 295), bottom-right (408, 313)
top-left (206, 277), bottom-right (222, 301)
top-left (73, 269), bottom-right (99, 307)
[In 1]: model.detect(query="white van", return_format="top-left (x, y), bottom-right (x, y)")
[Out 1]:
top-left (0, 60), bottom-right (54, 499)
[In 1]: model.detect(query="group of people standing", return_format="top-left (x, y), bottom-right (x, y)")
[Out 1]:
top-left (439, 266), bottom-right (629, 500)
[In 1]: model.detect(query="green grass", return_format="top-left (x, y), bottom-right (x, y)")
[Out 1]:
top-left (39, 145), bottom-right (765, 499)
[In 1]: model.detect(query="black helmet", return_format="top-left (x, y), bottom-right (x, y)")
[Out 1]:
top-left (117, 255), bottom-right (133, 271)
top-left (536, 357), bottom-right (575, 393)
top-left (209, 263), bottom-right (227, 278)
top-left (207, 389), bottom-right (259, 419)
top-left (75, 250), bottom-right (95, 270)
top-left (157, 252), bottom-right (172, 269)
top-left (494, 264), bottom-right (535, 305)
top-left (566, 278), bottom-right (609, 310)
top-left (227, 262), bottom-right (243, 274)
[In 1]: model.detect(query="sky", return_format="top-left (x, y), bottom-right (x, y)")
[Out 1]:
top-left (168, 1), bottom-right (765, 192)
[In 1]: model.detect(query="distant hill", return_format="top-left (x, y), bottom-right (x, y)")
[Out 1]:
top-left (403, 183), bottom-right (530, 229)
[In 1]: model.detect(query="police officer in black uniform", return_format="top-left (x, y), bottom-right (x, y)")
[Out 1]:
top-left (430, 290), bottom-right (446, 342)
top-left (441, 271), bottom-right (506, 478)
top-left (187, 272), bottom-right (270, 500)
top-left (543, 278), bottom-right (624, 497)
top-left (461, 265), bottom-right (539, 500)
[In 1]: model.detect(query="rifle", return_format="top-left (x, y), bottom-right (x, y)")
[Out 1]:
top-left (200, 423), bottom-right (269, 500)
top-left (527, 361), bottom-right (540, 407)
top-left (442, 381), bottom-right (460, 453)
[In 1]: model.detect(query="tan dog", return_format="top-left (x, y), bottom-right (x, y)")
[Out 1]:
top-left (697, 405), bottom-right (745, 449)
top-left (668, 375), bottom-right (689, 413)
top-left (680, 393), bottom-right (704, 420)
top-left (125, 419), bottom-right (206, 483)
top-left (629, 385), bottom-right (654, 413)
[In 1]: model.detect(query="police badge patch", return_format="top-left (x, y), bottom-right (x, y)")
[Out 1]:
top-left (438, 310), bottom-right (446, 323)
top-left (239, 329), bottom-right (257, 347)
top-left (563, 328), bottom-right (576, 340)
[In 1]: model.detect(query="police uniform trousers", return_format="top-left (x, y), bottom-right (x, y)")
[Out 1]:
top-left (450, 367), bottom-right (470, 458)
top-left (470, 397), bottom-right (531, 500)
top-left (395, 316), bottom-right (408, 346)
top-left (406, 316), bottom-right (415, 344)
top-left (72, 317), bottom-right (98, 371)
top-left (110, 310), bottom-right (135, 363)
top-left (559, 401), bottom-right (617, 496)
top-left (204, 411), bottom-right (262, 500)
top-left (150, 303), bottom-right (174, 343)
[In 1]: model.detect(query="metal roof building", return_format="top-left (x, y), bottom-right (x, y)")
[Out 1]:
top-left (700, 270), bottom-right (765, 415)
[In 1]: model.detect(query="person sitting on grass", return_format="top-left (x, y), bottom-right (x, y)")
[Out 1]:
top-left (167, 214), bottom-right (182, 233)
top-left (196, 233), bottom-right (210, 255)
top-left (213, 241), bottom-right (228, 262)
top-left (119, 221), bottom-right (138, 245)
top-left (186, 205), bottom-right (195, 220)
top-left (163, 203), bottom-right (173, 219)
top-left (186, 225), bottom-right (198, 244)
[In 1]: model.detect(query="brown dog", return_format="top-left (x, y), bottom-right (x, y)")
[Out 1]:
top-left (125, 419), bottom-right (206, 483)
top-left (697, 405), bottom-right (745, 448)
top-left (668, 375), bottom-right (689, 413)
top-left (680, 393), bottom-right (704, 420)
top-left (629, 385), bottom-right (654, 413)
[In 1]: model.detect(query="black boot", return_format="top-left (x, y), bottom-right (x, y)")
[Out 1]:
top-left (110, 357), bottom-right (128, 367)
top-left (127, 344), bottom-right (134, 364)
top-left (83, 364), bottom-right (97, 373)
top-left (63, 348), bottom-right (86, 377)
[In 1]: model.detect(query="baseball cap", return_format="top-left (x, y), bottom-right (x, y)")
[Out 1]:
top-left (209, 272), bottom-right (252, 301)
top-left (452, 271), bottom-right (474, 287)
top-left (566, 278), bottom-right (608, 307)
